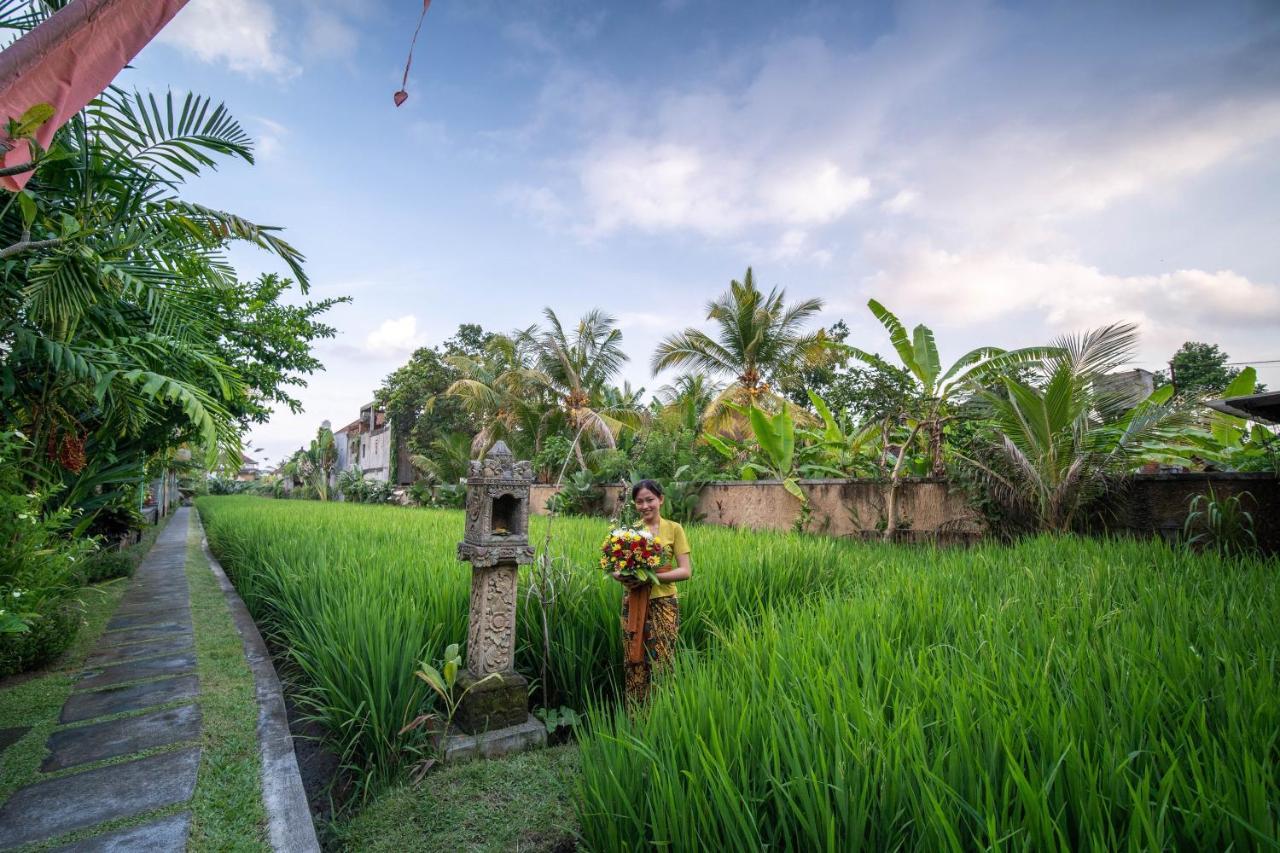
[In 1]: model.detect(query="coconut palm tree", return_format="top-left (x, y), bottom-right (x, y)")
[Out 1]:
top-left (523, 308), bottom-right (640, 444)
top-left (444, 332), bottom-right (543, 456)
top-left (957, 323), bottom-right (1187, 533)
top-left (656, 373), bottom-right (724, 432)
top-left (652, 268), bottom-right (831, 426)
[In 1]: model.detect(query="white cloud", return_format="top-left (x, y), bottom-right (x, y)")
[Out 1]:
top-left (158, 0), bottom-right (299, 78)
top-left (507, 4), bottom-right (1280, 265)
top-left (251, 116), bottom-right (288, 160)
top-left (501, 184), bottom-right (568, 225)
top-left (303, 9), bottom-right (358, 62)
top-left (882, 189), bottom-right (918, 214)
top-left (856, 235), bottom-right (1280, 361)
top-left (363, 315), bottom-right (427, 359)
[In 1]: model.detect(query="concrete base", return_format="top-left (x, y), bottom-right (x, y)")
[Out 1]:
top-left (438, 714), bottom-right (547, 763)
top-left (454, 669), bottom-right (529, 733)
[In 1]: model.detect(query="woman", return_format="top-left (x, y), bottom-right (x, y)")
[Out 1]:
top-left (614, 479), bottom-right (692, 704)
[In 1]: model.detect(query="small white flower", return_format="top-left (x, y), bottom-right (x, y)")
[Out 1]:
top-left (12, 590), bottom-right (22, 598)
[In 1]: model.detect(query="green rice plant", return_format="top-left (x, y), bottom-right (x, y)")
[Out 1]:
top-left (576, 535), bottom-right (1280, 851)
top-left (195, 496), bottom-right (872, 786)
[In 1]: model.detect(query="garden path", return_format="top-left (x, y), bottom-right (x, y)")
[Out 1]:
top-left (0, 508), bottom-right (200, 850)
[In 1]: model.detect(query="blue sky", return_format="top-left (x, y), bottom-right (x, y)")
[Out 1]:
top-left (125, 0), bottom-right (1280, 466)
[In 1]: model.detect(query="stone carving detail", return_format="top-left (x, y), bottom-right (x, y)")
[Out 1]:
top-left (466, 566), bottom-right (518, 674)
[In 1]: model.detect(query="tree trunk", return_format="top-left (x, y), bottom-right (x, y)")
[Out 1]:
top-left (883, 422), bottom-right (923, 543)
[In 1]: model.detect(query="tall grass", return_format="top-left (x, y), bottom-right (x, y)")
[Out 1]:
top-left (195, 496), bottom-right (869, 783)
top-left (577, 536), bottom-right (1280, 850)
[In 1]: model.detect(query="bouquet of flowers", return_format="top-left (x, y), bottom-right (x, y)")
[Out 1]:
top-left (599, 527), bottom-right (668, 585)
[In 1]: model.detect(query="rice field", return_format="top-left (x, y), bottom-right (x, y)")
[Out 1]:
top-left (195, 495), bottom-right (868, 780)
top-left (195, 496), bottom-right (1280, 848)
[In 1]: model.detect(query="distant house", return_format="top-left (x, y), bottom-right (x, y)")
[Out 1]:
top-left (334, 417), bottom-right (363, 480)
top-left (331, 403), bottom-right (412, 485)
top-left (1096, 369), bottom-right (1155, 407)
top-left (236, 453), bottom-right (260, 482)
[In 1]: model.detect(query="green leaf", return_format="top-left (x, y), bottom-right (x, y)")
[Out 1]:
top-left (443, 658), bottom-right (457, 687)
top-left (782, 477), bottom-right (806, 505)
top-left (17, 191), bottom-right (36, 229)
top-left (13, 102), bottom-right (54, 137)
top-left (867, 299), bottom-right (923, 381)
top-left (444, 643), bottom-right (459, 662)
top-left (749, 406), bottom-right (785, 470)
top-left (1222, 366), bottom-right (1257, 399)
top-left (703, 433), bottom-right (736, 459)
top-left (739, 465), bottom-right (758, 481)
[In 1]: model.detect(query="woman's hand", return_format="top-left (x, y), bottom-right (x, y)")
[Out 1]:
top-left (612, 572), bottom-right (645, 588)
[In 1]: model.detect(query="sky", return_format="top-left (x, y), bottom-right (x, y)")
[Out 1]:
top-left (121, 0), bottom-right (1280, 467)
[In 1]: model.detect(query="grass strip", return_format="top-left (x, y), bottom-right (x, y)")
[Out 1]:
top-left (183, 509), bottom-right (269, 851)
top-left (0, 513), bottom-right (172, 802)
top-left (329, 745), bottom-right (580, 852)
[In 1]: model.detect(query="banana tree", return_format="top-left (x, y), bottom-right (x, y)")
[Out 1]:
top-left (1136, 367), bottom-right (1277, 474)
top-left (704, 402), bottom-right (811, 527)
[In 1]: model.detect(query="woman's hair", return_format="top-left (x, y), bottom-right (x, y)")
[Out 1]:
top-left (631, 479), bottom-right (664, 500)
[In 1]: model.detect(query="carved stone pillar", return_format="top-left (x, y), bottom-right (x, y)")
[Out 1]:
top-left (455, 441), bottom-right (535, 734)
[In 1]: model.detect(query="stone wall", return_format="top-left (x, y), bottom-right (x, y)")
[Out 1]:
top-left (530, 474), bottom-right (1280, 551)
top-left (531, 479), bottom-right (981, 539)
top-left (1110, 472), bottom-right (1280, 553)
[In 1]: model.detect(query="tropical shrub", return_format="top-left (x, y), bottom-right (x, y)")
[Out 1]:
top-left (0, 433), bottom-right (93, 674)
top-left (958, 324), bottom-right (1186, 533)
top-left (79, 549), bottom-right (134, 583)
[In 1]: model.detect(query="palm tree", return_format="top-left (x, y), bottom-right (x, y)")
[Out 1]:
top-left (847, 299), bottom-right (1059, 539)
top-left (444, 332), bottom-right (542, 456)
top-left (957, 323), bottom-right (1187, 533)
top-left (652, 268), bottom-right (830, 426)
top-left (522, 308), bottom-right (641, 448)
top-left (410, 432), bottom-right (473, 485)
top-left (656, 373), bottom-right (724, 432)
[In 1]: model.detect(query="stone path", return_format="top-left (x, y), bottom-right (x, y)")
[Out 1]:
top-left (0, 508), bottom-right (200, 850)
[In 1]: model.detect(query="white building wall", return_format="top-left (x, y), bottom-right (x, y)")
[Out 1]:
top-left (361, 428), bottom-right (392, 482)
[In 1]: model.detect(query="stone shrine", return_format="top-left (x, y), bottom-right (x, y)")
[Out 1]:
top-left (452, 442), bottom-right (542, 746)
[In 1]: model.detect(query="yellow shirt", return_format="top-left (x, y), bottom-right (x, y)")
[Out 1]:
top-left (647, 517), bottom-right (690, 600)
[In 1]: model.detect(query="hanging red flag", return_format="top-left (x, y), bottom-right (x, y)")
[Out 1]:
top-left (394, 0), bottom-right (432, 107)
top-left (0, 0), bottom-right (190, 191)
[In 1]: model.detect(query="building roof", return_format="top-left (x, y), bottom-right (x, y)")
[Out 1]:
top-left (334, 418), bottom-right (363, 435)
top-left (1206, 391), bottom-right (1280, 425)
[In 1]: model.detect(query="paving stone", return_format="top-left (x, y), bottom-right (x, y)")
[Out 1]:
top-left (61, 675), bottom-right (199, 724)
top-left (75, 653), bottom-right (196, 691)
top-left (115, 594), bottom-right (188, 610)
top-left (49, 811), bottom-right (191, 852)
top-left (99, 623), bottom-right (192, 648)
top-left (42, 705), bottom-right (202, 772)
top-left (0, 747), bottom-right (200, 848)
top-left (84, 635), bottom-right (193, 668)
top-left (105, 612), bottom-right (188, 631)
top-left (0, 725), bottom-right (31, 751)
